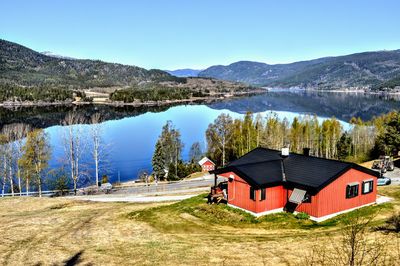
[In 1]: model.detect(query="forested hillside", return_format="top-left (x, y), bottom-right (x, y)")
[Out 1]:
top-left (0, 39), bottom-right (258, 103)
top-left (199, 50), bottom-right (400, 91)
top-left (0, 39), bottom-right (181, 88)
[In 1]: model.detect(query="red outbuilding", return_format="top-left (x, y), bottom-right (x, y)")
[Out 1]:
top-left (199, 157), bottom-right (215, 172)
top-left (212, 147), bottom-right (379, 222)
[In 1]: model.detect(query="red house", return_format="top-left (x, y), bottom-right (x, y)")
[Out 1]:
top-left (212, 148), bottom-right (379, 222)
top-left (199, 157), bottom-right (215, 172)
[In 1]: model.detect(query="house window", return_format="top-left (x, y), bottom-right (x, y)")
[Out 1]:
top-left (303, 192), bottom-right (312, 203)
top-left (260, 188), bottom-right (266, 201)
top-left (346, 183), bottom-right (359, 198)
top-left (250, 187), bottom-right (256, 201)
top-left (362, 180), bottom-right (373, 194)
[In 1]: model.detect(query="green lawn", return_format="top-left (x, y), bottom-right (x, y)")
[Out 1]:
top-left (128, 187), bottom-right (396, 233)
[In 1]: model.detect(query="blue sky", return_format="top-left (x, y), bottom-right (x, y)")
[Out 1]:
top-left (1, 0), bottom-right (399, 70)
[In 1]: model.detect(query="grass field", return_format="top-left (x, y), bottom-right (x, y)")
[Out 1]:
top-left (0, 186), bottom-right (399, 266)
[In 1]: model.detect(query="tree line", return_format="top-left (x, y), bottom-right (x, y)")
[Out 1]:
top-left (0, 84), bottom-right (80, 103)
top-left (110, 85), bottom-right (207, 103)
top-left (205, 111), bottom-right (400, 166)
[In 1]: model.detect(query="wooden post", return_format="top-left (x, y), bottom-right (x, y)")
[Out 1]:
top-left (214, 174), bottom-right (217, 187)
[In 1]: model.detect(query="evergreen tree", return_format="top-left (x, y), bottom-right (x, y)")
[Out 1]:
top-left (374, 111), bottom-right (400, 155)
top-left (337, 132), bottom-right (352, 160)
top-left (152, 140), bottom-right (165, 180)
top-left (152, 121), bottom-right (183, 180)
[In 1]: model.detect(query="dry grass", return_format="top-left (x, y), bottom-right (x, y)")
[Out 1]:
top-left (0, 186), bottom-right (399, 266)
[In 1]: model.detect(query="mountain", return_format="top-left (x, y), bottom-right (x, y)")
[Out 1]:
top-left (0, 39), bottom-right (260, 104)
top-left (0, 39), bottom-right (179, 88)
top-left (198, 50), bottom-right (400, 91)
top-left (165, 69), bottom-right (202, 77)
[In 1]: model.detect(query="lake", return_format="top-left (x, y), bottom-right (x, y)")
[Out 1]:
top-left (1, 90), bottom-right (400, 185)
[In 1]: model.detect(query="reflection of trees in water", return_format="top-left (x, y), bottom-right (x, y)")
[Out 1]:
top-left (0, 103), bottom-right (183, 131)
top-left (1, 92), bottom-right (400, 131)
top-left (208, 91), bottom-right (400, 121)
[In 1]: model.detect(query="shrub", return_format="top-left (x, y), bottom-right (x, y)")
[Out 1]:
top-left (295, 212), bottom-right (310, 220)
top-left (102, 175), bottom-right (109, 184)
top-left (377, 212), bottom-right (400, 233)
top-left (46, 169), bottom-right (71, 196)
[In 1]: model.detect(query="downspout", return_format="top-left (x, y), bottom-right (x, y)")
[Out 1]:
top-left (228, 174), bottom-right (236, 201)
top-left (281, 160), bottom-right (286, 183)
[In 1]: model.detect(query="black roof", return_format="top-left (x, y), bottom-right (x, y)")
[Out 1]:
top-left (213, 147), bottom-right (380, 193)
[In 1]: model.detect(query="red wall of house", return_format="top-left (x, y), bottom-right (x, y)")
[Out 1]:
top-left (219, 168), bottom-right (377, 217)
top-left (219, 172), bottom-right (286, 213)
top-left (308, 168), bottom-right (377, 218)
top-left (256, 185), bottom-right (286, 213)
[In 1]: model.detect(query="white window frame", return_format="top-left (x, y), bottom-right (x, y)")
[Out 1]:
top-left (362, 179), bottom-right (374, 195)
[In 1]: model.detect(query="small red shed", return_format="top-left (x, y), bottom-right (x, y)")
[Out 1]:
top-left (212, 148), bottom-right (379, 222)
top-left (199, 157), bottom-right (215, 172)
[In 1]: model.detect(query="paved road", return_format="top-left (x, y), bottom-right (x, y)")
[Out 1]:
top-left (69, 175), bottom-right (223, 203)
top-left (111, 174), bottom-right (224, 195)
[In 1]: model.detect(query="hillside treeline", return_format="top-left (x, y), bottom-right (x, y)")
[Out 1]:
top-left (205, 111), bottom-right (400, 166)
top-left (0, 84), bottom-right (82, 102)
top-left (110, 86), bottom-right (207, 102)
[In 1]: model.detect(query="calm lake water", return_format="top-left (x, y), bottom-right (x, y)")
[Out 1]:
top-left (2, 90), bottom-right (400, 185)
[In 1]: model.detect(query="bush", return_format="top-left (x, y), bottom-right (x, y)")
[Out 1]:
top-left (386, 213), bottom-right (400, 232)
top-left (46, 169), bottom-right (71, 196)
top-left (377, 212), bottom-right (400, 233)
top-left (102, 175), bottom-right (109, 184)
top-left (295, 212), bottom-right (310, 220)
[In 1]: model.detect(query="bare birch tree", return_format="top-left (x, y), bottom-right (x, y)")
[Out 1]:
top-left (1, 126), bottom-right (15, 196)
top-left (62, 112), bottom-right (86, 195)
top-left (9, 124), bottom-right (31, 196)
top-left (0, 134), bottom-right (7, 197)
top-left (206, 114), bottom-right (233, 166)
top-left (90, 113), bottom-right (106, 187)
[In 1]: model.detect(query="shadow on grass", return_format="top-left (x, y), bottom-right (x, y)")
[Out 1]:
top-left (62, 251), bottom-right (87, 266)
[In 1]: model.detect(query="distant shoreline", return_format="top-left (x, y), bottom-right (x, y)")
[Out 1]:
top-left (2, 88), bottom-right (400, 108)
top-left (264, 87), bottom-right (400, 95)
top-left (0, 90), bottom-right (265, 108)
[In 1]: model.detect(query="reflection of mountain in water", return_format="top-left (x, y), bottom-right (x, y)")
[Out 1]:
top-left (0, 104), bottom-right (181, 131)
top-left (207, 91), bottom-right (400, 121)
top-left (1, 92), bottom-right (400, 131)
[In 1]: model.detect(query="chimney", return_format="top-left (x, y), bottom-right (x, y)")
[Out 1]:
top-left (303, 148), bottom-right (310, 156)
top-left (281, 147), bottom-right (289, 157)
